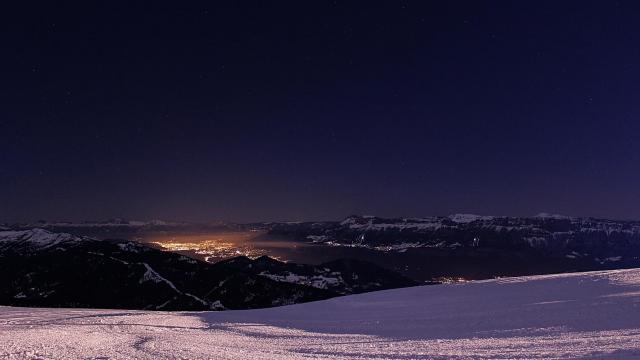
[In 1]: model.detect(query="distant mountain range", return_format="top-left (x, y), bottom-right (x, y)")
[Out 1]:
top-left (272, 213), bottom-right (640, 255)
top-left (4, 213), bottom-right (640, 282)
top-left (0, 229), bottom-right (416, 311)
top-left (265, 214), bottom-right (640, 280)
top-left (0, 219), bottom-right (236, 240)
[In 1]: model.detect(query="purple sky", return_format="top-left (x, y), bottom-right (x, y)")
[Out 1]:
top-left (2, 1), bottom-right (640, 222)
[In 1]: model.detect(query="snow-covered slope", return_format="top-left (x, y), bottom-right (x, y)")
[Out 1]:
top-left (2, 268), bottom-right (640, 359)
top-left (0, 228), bottom-right (89, 250)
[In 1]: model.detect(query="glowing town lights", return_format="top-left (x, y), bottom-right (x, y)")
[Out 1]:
top-left (147, 233), bottom-right (273, 263)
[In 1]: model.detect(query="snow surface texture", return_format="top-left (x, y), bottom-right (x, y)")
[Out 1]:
top-left (2, 269), bottom-right (640, 359)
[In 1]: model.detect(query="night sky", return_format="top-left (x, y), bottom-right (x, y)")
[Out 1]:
top-left (2, 1), bottom-right (640, 223)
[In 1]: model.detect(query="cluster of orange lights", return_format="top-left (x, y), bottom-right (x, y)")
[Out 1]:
top-left (149, 234), bottom-right (268, 263)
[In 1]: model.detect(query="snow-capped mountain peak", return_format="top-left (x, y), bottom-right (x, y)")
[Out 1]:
top-left (0, 229), bottom-right (89, 250)
top-left (535, 212), bottom-right (573, 219)
top-left (447, 214), bottom-right (494, 223)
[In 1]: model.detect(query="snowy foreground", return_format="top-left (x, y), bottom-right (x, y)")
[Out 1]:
top-left (2, 269), bottom-right (640, 359)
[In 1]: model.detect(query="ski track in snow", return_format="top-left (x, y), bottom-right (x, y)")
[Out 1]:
top-left (2, 269), bottom-right (640, 359)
